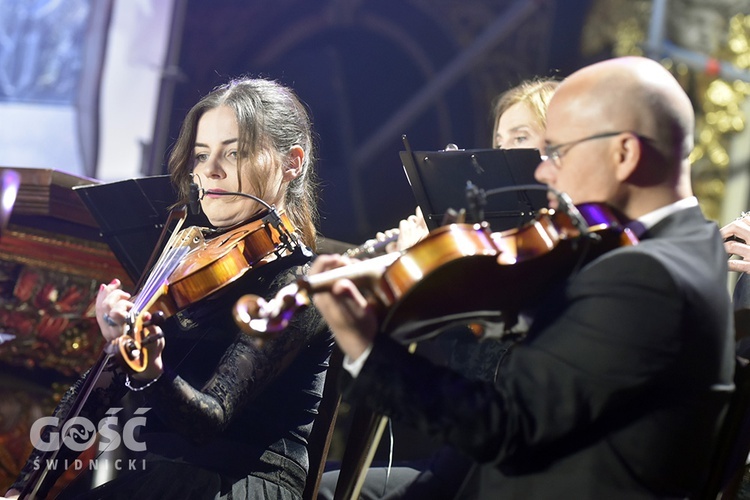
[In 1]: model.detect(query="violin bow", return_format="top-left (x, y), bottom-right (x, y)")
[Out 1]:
top-left (20, 206), bottom-right (190, 498)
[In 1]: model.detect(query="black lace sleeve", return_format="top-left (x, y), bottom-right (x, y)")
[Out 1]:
top-left (10, 359), bottom-right (127, 497)
top-left (137, 259), bottom-right (327, 441)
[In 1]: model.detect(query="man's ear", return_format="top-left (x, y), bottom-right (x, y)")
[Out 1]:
top-left (283, 146), bottom-right (304, 181)
top-left (613, 133), bottom-right (642, 182)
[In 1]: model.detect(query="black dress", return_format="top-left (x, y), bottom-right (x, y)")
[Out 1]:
top-left (12, 246), bottom-right (333, 500)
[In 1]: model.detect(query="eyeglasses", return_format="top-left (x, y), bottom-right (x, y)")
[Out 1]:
top-left (540, 131), bottom-right (629, 167)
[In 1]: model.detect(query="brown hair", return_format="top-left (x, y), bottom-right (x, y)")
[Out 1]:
top-left (491, 78), bottom-right (560, 148)
top-left (168, 77), bottom-right (319, 249)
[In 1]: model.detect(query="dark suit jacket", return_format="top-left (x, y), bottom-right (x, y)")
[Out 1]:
top-left (347, 205), bottom-right (735, 499)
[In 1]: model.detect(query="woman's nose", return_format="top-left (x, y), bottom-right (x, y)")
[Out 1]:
top-left (201, 155), bottom-right (225, 178)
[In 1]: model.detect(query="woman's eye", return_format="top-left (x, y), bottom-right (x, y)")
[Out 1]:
top-left (513, 136), bottom-right (528, 145)
top-left (195, 153), bottom-right (209, 162)
top-left (227, 150), bottom-right (238, 159)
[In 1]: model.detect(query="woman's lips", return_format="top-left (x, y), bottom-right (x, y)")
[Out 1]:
top-left (204, 189), bottom-right (227, 198)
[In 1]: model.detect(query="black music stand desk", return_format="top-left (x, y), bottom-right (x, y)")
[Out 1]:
top-left (400, 147), bottom-right (546, 232)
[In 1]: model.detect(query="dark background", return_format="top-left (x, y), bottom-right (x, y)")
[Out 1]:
top-left (151, 0), bottom-right (595, 246)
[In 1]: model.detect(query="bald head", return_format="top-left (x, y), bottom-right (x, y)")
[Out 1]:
top-left (537, 57), bottom-right (696, 217)
top-left (553, 56), bottom-right (695, 164)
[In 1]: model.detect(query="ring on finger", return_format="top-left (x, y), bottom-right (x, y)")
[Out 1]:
top-left (103, 313), bottom-right (118, 327)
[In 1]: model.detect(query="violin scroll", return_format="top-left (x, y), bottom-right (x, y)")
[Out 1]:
top-left (112, 311), bottom-right (167, 373)
top-left (234, 252), bottom-right (401, 340)
top-left (233, 282), bottom-right (313, 342)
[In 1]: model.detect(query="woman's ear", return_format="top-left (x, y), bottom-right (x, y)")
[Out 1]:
top-left (283, 146), bottom-right (304, 181)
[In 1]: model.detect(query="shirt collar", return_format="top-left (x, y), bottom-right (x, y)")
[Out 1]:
top-left (637, 196), bottom-right (698, 231)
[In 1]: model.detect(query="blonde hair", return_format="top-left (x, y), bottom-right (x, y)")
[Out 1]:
top-left (491, 78), bottom-right (559, 148)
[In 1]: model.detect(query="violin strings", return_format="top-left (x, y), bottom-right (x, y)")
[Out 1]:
top-left (135, 214), bottom-right (190, 299)
top-left (140, 228), bottom-right (189, 294)
top-left (132, 245), bottom-right (192, 317)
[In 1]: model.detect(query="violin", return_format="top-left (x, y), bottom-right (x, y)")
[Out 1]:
top-left (19, 206), bottom-right (299, 500)
top-left (112, 208), bottom-right (299, 372)
top-left (234, 202), bottom-right (638, 343)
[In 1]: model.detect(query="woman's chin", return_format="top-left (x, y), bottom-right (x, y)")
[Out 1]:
top-left (205, 209), bottom-right (265, 229)
top-left (205, 214), bottom-right (242, 229)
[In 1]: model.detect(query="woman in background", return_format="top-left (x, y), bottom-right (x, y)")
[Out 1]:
top-left (385, 77), bottom-right (559, 253)
top-left (491, 78), bottom-right (558, 150)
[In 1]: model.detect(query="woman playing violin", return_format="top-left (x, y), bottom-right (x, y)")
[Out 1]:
top-left (5, 77), bottom-right (331, 500)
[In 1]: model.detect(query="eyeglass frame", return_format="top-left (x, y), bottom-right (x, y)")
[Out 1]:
top-left (540, 131), bottom-right (646, 167)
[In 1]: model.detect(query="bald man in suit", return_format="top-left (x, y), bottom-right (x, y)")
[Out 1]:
top-left (312, 56), bottom-right (735, 499)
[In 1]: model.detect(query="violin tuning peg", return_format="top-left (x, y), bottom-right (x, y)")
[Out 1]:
top-left (148, 311), bottom-right (167, 327)
top-left (141, 331), bottom-right (165, 347)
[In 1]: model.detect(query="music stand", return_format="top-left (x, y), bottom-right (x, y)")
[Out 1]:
top-left (74, 175), bottom-right (207, 282)
top-left (400, 144), bottom-right (547, 232)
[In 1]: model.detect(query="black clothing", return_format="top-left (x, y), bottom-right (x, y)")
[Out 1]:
top-left (318, 323), bottom-right (515, 499)
top-left (13, 248), bottom-right (332, 500)
top-left (345, 205), bottom-right (735, 499)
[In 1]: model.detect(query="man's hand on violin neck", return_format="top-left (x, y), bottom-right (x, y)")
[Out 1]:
top-left (309, 255), bottom-right (378, 361)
